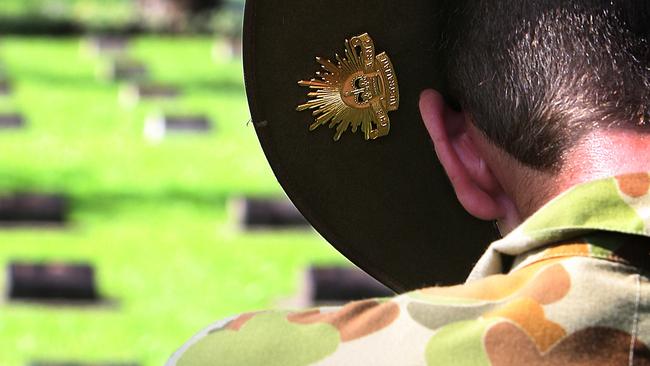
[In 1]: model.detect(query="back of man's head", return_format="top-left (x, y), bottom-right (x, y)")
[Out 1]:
top-left (444, 0), bottom-right (650, 170)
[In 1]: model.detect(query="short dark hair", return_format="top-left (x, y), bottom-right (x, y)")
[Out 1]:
top-left (444, 0), bottom-right (650, 170)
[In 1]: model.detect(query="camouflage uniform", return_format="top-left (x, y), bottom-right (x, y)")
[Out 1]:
top-left (168, 172), bottom-right (650, 365)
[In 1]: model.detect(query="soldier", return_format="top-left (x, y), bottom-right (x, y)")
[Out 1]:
top-left (169, 0), bottom-right (650, 364)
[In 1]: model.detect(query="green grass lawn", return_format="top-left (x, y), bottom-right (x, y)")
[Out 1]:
top-left (0, 36), bottom-right (347, 366)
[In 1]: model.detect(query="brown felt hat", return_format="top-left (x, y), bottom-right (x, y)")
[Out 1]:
top-left (242, 0), bottom-right (498, 292)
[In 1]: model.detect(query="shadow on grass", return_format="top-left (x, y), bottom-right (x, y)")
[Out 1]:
top-left (70, 190), bottom-right (239, 215)
top-left (185, 79), bottom-right (245, 94)
top-left (19, 69), bottom-right (245, 96)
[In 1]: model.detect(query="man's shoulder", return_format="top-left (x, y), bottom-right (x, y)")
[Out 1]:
top-left (166, 299), bottom-right (406, 366)
top-left (167, 257), bottom-right (641, 366)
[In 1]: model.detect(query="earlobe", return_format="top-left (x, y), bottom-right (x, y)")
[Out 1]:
top-left (419, 89), bottom-right (506, 221)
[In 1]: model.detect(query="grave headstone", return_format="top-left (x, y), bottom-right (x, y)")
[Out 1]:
top-left (230, 197), bottom-right (310, 230)
top-left (0, 193), bottom-right (68, 224)
top-left (84, 36), bottom-right (130, 56)
top-left (143, 113), bottom-right (212, 141)
top-left (305, 266), bottom-right (394, 305)
top-left (101, 59), bottom-right (149, 82)
top-left (0, 113), bottom-right (24, 129)
top-left (0, 80), bottom-right (11, 96)
top-left (8, 262), bottom-right (98, 302)
top-left (119, 84), bottom-right (180, 108)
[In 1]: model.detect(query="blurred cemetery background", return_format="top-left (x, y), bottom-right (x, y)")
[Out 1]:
top-left (0, 1), bottom-right (394, 365)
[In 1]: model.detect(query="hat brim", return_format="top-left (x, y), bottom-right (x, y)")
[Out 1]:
top-left (243, 0), bottom-right (498, 292)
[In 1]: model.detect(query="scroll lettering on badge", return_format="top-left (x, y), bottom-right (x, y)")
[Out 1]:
top-left (296, 33), bottom-right (400, 141)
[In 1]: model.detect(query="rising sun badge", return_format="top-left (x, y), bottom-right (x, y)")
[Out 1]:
top-left (296, 33), bottom-right (399, 141)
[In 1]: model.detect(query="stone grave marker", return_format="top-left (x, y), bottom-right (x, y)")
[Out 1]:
top-left (143, 113), bottom-right (212, 141)
top-left (0, 193), bottom-right (68, 225)
top-left (84, 35), bottom-right (130, 56)
top-left (100, 59), bottom-right (149, 82)
top-left (8, 262), bottom-right (98, 302)
top-left (0, 113), bottom-right (25, 129)
top-left (304, 266), bottom-right (394, 305)
top-left (229, 197), bottom-right (310, 230)
top-left (0, 79), bottom-right (11, 96)
top-left (119, 83), bottom-right (180, 108)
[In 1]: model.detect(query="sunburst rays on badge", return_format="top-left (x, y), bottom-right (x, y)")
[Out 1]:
top-left (296, 33), bottom-right (399, 141)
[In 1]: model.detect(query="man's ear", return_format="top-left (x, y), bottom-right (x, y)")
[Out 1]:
top-left (419, 89), bottom-right (507, 221)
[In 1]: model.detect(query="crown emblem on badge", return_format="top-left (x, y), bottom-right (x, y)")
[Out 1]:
top-left (296, 33), bottom-right (400, 141)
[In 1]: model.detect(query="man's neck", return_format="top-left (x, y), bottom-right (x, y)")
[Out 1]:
top-left (559, 128), bottom-right (650, 195)
top-left (508, 128), bottom-right (650, 224)
top-left (486, 128), bottom-right (650, 233)
top-left (467, 123), bottom-right (650, 234)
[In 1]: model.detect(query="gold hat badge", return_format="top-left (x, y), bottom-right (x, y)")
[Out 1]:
top-left (297, 33), bottom-right (399, 141)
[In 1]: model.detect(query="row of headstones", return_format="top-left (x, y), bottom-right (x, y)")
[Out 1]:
top-left (8, 262), bottom-right (392, 306)
top-left (86, 34), bottom-right (240, 64)
top-left (86, 36), bottom-right (213, 142)
top-left (9, 262), bottom-right (392, 306)
top-left (2, 194), bottom-right (392, 302)
top-left (0, 193), bottom-right (309, 229)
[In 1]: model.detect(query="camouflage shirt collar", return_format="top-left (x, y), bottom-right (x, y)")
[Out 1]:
top-left (467, 172), bottom-right (650, 281)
